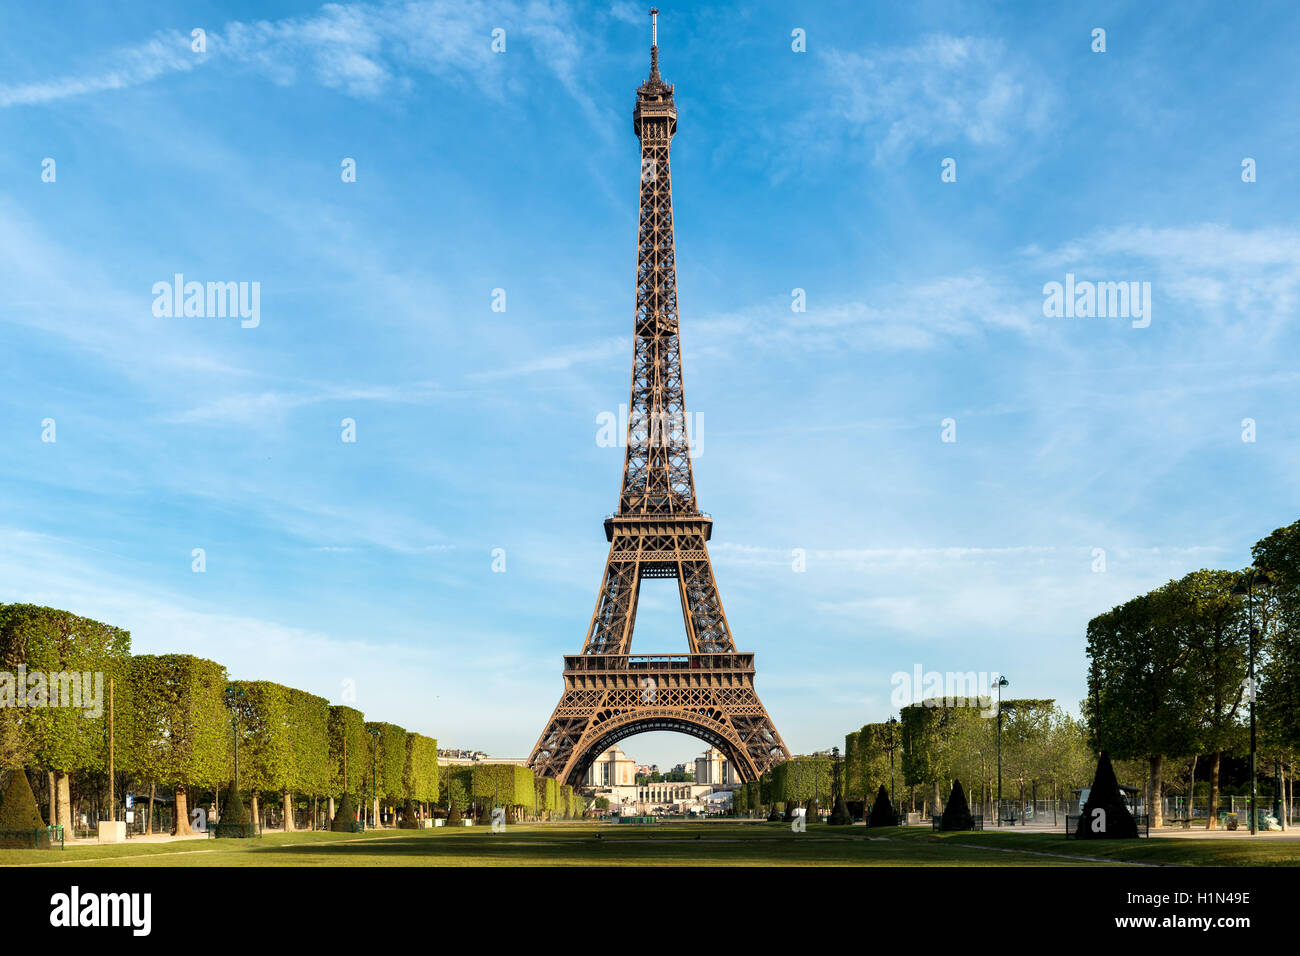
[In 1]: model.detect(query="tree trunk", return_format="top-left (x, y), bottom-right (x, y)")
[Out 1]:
top-left (148, 780), bottom-right (156, 835)
top-left (47, 771), bottom-right (57, 827)
top-left (328, 795), bottom-right (335, 822)
top-left (251, 792), bottom-right (260, 829)
top-left (174, 786), bottom-right (194, 836)
top-left (1148, 755), bottom-right (1164, 828)
top-left (1207, 752), bottom-right (1221, 830)
top-left (57, 771), bottom-right (73, 833)
top-left (283, 790), bottom-right (294, 831)
top-left (932, 780), bottom-right (942, 817)
top-left (1186, 755), bottom-right (1197, 824)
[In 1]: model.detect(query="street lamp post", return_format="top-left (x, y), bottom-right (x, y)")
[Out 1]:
top-left (1232, 568), bottom-right (1271, 835)
top-left (996, 675), bottom-right (1009, 827)
top-left (223, 686), bottom-right (245, 816)
top-left (368, 728), bottom-right (381, 828)
top-left (886, 717), bottom-right (899, 812)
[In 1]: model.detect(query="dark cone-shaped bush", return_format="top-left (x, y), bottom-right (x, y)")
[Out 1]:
top-left (766, 806), bottom-right (781, 822)
top-left (0, 768), bottom-right (46, 831)
top-left (331, 792), bottom-right (358, 831)
top-left (939, 779), bottom-right (975, 831)
top-left (1075, 751), bottom-right (1138, 839)
top-left (867, 785), bottom-right (896, 827)
top-left (829, 796), bottom-right (853, 825)
top-left (448, 804), bottom-right (462, 824)
top-left (399, 797), bottom-right (420, 829)
top-left (219, 782), bottom-right (248, 825)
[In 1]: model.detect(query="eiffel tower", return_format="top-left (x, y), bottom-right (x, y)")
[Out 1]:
top-left (528, 10), bottom-right (789, 786)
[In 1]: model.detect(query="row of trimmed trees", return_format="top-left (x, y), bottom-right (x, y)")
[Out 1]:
top-left (439, 763), bottom-right (580, 824)
top-left (1084, 519), bottom-right (1300, 827)
top-left (732, 754), bottom-right (834, 820)
top-left (0, 603), bottom-right (583, 835)
top-left (842, 700), bottom-right (1095, 822)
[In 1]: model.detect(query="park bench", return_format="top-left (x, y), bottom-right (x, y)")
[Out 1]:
top-left (931, 815), bottom-right (984, 831)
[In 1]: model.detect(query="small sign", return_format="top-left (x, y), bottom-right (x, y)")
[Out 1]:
top-left (125, 811), bottom-right (134, 823)
top-left (125, 794), bottom-right (134, 809)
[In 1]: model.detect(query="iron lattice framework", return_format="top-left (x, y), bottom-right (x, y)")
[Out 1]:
top-left (528, 12), bottom-right (789, 787)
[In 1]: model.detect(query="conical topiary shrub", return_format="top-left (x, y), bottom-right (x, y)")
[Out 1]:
top-left (829, 794), bottom-right (853, 825)
top-left (448, 803), bottom-right (463, 824)
top-left (939, 779), bottom-right (975, 830)
top-left (766, 805), bottom-right (781, 822)
top-left (331, 792), bottom-right (359, 831)
top-left (219, 782), bottom-right (248, 826)
top-left (867, 785), bottom-right (896, 827)
top-left (0, 768), bottom-right (46, 833)
top-left (1076, 751), bottom-right (1138, 839)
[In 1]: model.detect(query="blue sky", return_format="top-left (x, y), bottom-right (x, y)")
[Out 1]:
top-left (1, 1), bottom-right (1297, 769)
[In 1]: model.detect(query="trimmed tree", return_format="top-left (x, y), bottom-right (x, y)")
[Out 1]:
top-left (938, 779), bottom-right (975, 830)
top-left (867, 785), bottom-right (895, 827)
top-left (1085, 587), bottom-right (1197, 828)
top-left (0, 605), bottom-right (130, 832)
top-left (1075, 751), bottom-right (1138, 839)
top-left (122, 655), bottom-right (229, 836)
top-left (0, 768), bottom-right (46, 831)
top-left (219, 781), bottom-right (248, 826)
top-left (447, 779), bottom-right (466, 824)
top-left (331, 791), bottom-right (359, 831)
top-left (327, 705), bottom-right (366, 819)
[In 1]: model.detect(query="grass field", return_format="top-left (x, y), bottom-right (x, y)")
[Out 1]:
top-left (4, 822), bottom-right (1300, 867)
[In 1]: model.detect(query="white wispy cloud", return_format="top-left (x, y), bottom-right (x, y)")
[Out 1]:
top-left (466, 335), bottom-right (627, 381)
top-left (0, 0), bottom-right (589, 108)
top-left (159, 381), bottom-right (443, 426)
top-left (823, 34), bottom-right (1057, 162)
top-left (1025, 223), bottom-right (1300, 336)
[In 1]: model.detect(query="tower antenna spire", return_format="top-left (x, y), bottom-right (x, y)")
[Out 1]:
top-left (649, 8), bottom-right (660, 78)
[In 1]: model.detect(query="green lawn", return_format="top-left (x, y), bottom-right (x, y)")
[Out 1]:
top-left (2, 822), bottom-right (1296, 867)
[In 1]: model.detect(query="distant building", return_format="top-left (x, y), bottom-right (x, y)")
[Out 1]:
top-left (437, 749), bottom-right (529, 768)
top-left (586, 745), bottom-right (637, 787)
top-left (694, 747), bottom-right (738, 785)
top-left (581, 745), bottom-right (738, 813)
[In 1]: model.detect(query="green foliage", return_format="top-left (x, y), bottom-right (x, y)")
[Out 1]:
top-left (843, 731), bottom-right (862, 800)
top-left (733, 784), bottom-right (749, 815)
top-left (1255, 520), bottom-right (1300, 754)
top-left (0, 605), bottom-right (130, 774)
top-left (328, 705), bottom-right (367, 798)
top-left (771, 755), bottom-right (832, 805)
top-left (230, 680), bottom-right (294, 795)
top-left (901, 702), bottom-right (985, 795)
top-left (535, 775), bottom-right (558, 816)
top-left (404, 734), bottom-right (439, 803)
top-left (467, 763), bottom-right (536, 810)
top-left (0, 769), bottom-right (46, 829)
top-left (560, 784), bottom-right (575, 818)
top-left (446, 777), bottom-right (467, 822)
top-left (286, 687), bottom-right (331, 798)
top-left (122, 655), bottom-right (229, 792)
top-left (850, 723), bottom-right (895, 802)
top-left (364, 722), bottom-right (408, 802)
top-left (1085, 586), bottom-right (1198, 762)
